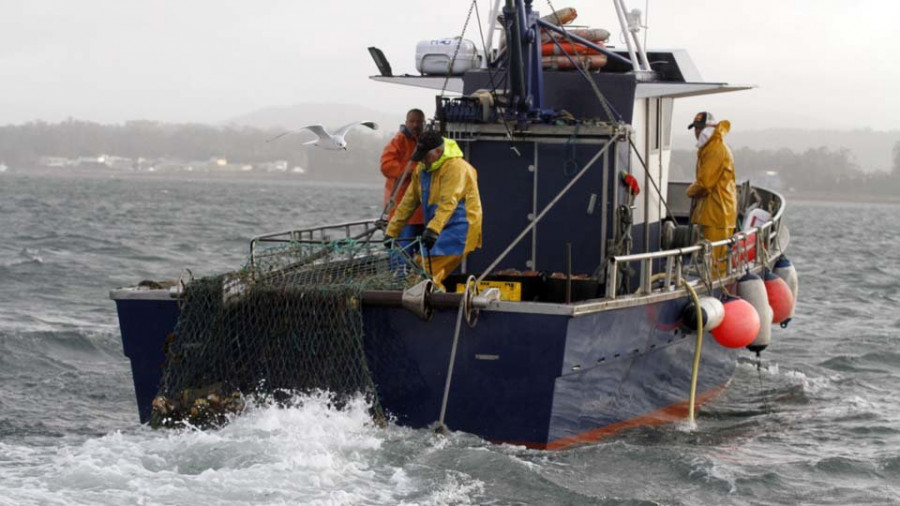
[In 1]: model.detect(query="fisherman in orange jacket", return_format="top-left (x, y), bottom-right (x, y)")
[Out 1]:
top-left (380, 109), bottom-right (425, 248)
top-left (686, 111), bottom-right (737, 276)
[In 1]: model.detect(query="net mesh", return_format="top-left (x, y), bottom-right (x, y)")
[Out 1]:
top-left (151, 235), bottom-right (425, 428)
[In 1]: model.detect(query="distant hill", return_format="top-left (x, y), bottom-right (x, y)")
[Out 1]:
top-left (672, 128), bottom-right (900, 173)
top-left (223, 103), bottom-right (408, 183)
top-left (223, 103), bottom-right (402, 134)
top-left (232, 105), bottom-right (900, 173)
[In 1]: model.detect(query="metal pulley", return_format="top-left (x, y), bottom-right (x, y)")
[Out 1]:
top-left (401, 279), bottom-right (435, 320)
top-left (662, 220), bottom-right (699, 250)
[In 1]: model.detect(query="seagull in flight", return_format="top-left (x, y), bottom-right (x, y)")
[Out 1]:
top-left (267, 121), bottom-right (379, 150)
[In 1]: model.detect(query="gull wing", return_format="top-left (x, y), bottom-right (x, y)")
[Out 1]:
top-left (265, 124), bottom-right (331, 143)
top-left (334, 121), bottom-right (379, 138)
top-left (300, 124), bottom-right (331, 140)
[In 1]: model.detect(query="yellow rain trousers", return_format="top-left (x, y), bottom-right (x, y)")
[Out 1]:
top-left (415, 254), bottom-right (462, 291)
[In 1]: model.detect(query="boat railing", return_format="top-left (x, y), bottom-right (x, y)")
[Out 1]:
top-left (248, 219), bottom-right (382, 269)
top-left (246, 186), bottom-right (787, 303)
top-left (605, 186), bottom-right (787, 299)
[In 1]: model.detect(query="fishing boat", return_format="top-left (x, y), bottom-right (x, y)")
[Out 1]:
top-left (111, 0), bottom-right (798, 449)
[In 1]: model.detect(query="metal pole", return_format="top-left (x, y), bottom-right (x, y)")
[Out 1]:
top-left (565, 242), bottom-right (572, 304)
top-left (619, 0), bottom-right (651, 71)
top-left (483, 0), bottom-right (503, 68)
top-left (606, 257), bottom-right (618, 299)
top-left (600, 146), bottom-right (609, 262)
top-left (644, 98), bottom-right (651, 256)
top-left (380, 160), bottom-right (417, 220)
top-left (531, 144), bottom-right (538, 270)
top-left (613, 0), bottom-right (640, 72)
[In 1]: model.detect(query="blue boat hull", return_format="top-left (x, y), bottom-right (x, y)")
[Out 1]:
top-left (113, 291), bottom-right (736, 449)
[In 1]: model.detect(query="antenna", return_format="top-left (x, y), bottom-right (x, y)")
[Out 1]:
top-left (613, 0), bottom-right (652, 73)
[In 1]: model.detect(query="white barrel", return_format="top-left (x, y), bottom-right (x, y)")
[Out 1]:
top-left (416, 38), bottom-right (482, 75)
top-left (737, 272), bottom-right (773, 352)
top-left (681, 296), bottom-right (725, 331)
top-left (742, 207), bottom-right (771, 231)
top-left (700, 296), bottom-right (725, 331)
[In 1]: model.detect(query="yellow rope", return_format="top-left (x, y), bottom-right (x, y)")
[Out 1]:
top-left (682, 281), bottom-right (703, 425)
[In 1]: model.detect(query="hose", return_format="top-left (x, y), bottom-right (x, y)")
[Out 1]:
top-left (632, 272), bottom-right (668, 295)
top-left (682, 280), bottom-right (703, 425)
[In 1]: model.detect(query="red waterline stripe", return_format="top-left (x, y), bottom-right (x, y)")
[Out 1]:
top-left (494, 384), bottom-right (729, 451)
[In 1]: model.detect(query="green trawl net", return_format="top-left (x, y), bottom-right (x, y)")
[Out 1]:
top-left (151, 236), bottom-right (425, 428)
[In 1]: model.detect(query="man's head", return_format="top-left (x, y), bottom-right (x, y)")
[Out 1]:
top-left (405, 109), bottom-right (426, 137)
top-left (411, 130), bottom-right (444, 168)
top-left (688, 111), bottom-right (716, 139)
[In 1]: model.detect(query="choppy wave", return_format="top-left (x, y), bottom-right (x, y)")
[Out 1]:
top-left (0, 394), bottom-right (493, 506)
top-left (1, 176), bottom-right (899, 504)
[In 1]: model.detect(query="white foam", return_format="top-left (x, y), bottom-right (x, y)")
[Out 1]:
top-left (688, 456), bottom-right (738, 494)
top-left (0, 393), bottom-right (435, 505)
top-left (780, 368), bottom-right (834, 395)
top-left (418, 471), bottom-right (485, 506)
top-left (736, 360), bottom-right (835, 395)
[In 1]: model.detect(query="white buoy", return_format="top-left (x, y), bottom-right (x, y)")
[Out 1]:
top-left (681, 296), bottom-right (725, 331)
top-left (773, 256), bottom-right (799, 327)
top-left (737, 272), bottom-right (773, 352)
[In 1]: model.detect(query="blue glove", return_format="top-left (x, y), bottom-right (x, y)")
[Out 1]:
top-left (422, 228), bottom-right (439, 250)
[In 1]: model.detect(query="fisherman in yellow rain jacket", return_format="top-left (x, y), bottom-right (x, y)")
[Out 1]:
top-left (686, 112), bottom-right (737, 275)
top-left (384, 131), bottom-right (483, 290)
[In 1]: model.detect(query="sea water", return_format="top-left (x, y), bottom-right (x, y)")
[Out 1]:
top-left (1, 172), bottom-right (898, 505)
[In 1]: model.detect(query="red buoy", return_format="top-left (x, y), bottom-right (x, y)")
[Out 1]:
top-left (711, 298), bottom-right (760, 349)
top-left (764, 270), bottom-right (794, 324)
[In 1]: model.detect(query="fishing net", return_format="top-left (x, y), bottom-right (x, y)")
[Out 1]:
top-left (151, 235), bottom-right (425, 428)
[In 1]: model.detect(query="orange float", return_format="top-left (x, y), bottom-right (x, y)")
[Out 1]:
top-left (763, 270), bottom-right (794, 324)
top-left (541, 41), bottom-right (606, 56)
top-left (541, 28), bottom-right (611, 44)
top-left (711, 297), bottom-right (760, 349)
top-left (539, 7), bottom-right (577, 26)
top-left (542, 54), bottom-right (608, 71)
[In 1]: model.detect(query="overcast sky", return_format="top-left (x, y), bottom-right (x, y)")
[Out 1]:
top-left (1, 0), bottom-right (897, 131)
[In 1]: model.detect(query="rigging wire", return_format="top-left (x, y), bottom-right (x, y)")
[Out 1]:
top-left (436, 276), bottom-right (475, 434)
top-left (756, 351), bottom-right (771, 414)
top-left (626, 136), bottom-right (674, 218)
top-left (440, 0), bottom-right (478, 99)
top-left (563, 122), bottom-right (580, 177)
top-left (545, 0), bottom-right (621, 123)
top-left (472, 0), bottom-right (517, 149)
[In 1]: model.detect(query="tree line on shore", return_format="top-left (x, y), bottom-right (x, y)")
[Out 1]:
top-left (671, 143), bottom-right (900, 196)
top-left (0, 119), bottom-right (391, 181)
top-left (2, 119), bottom-right (899, 195)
